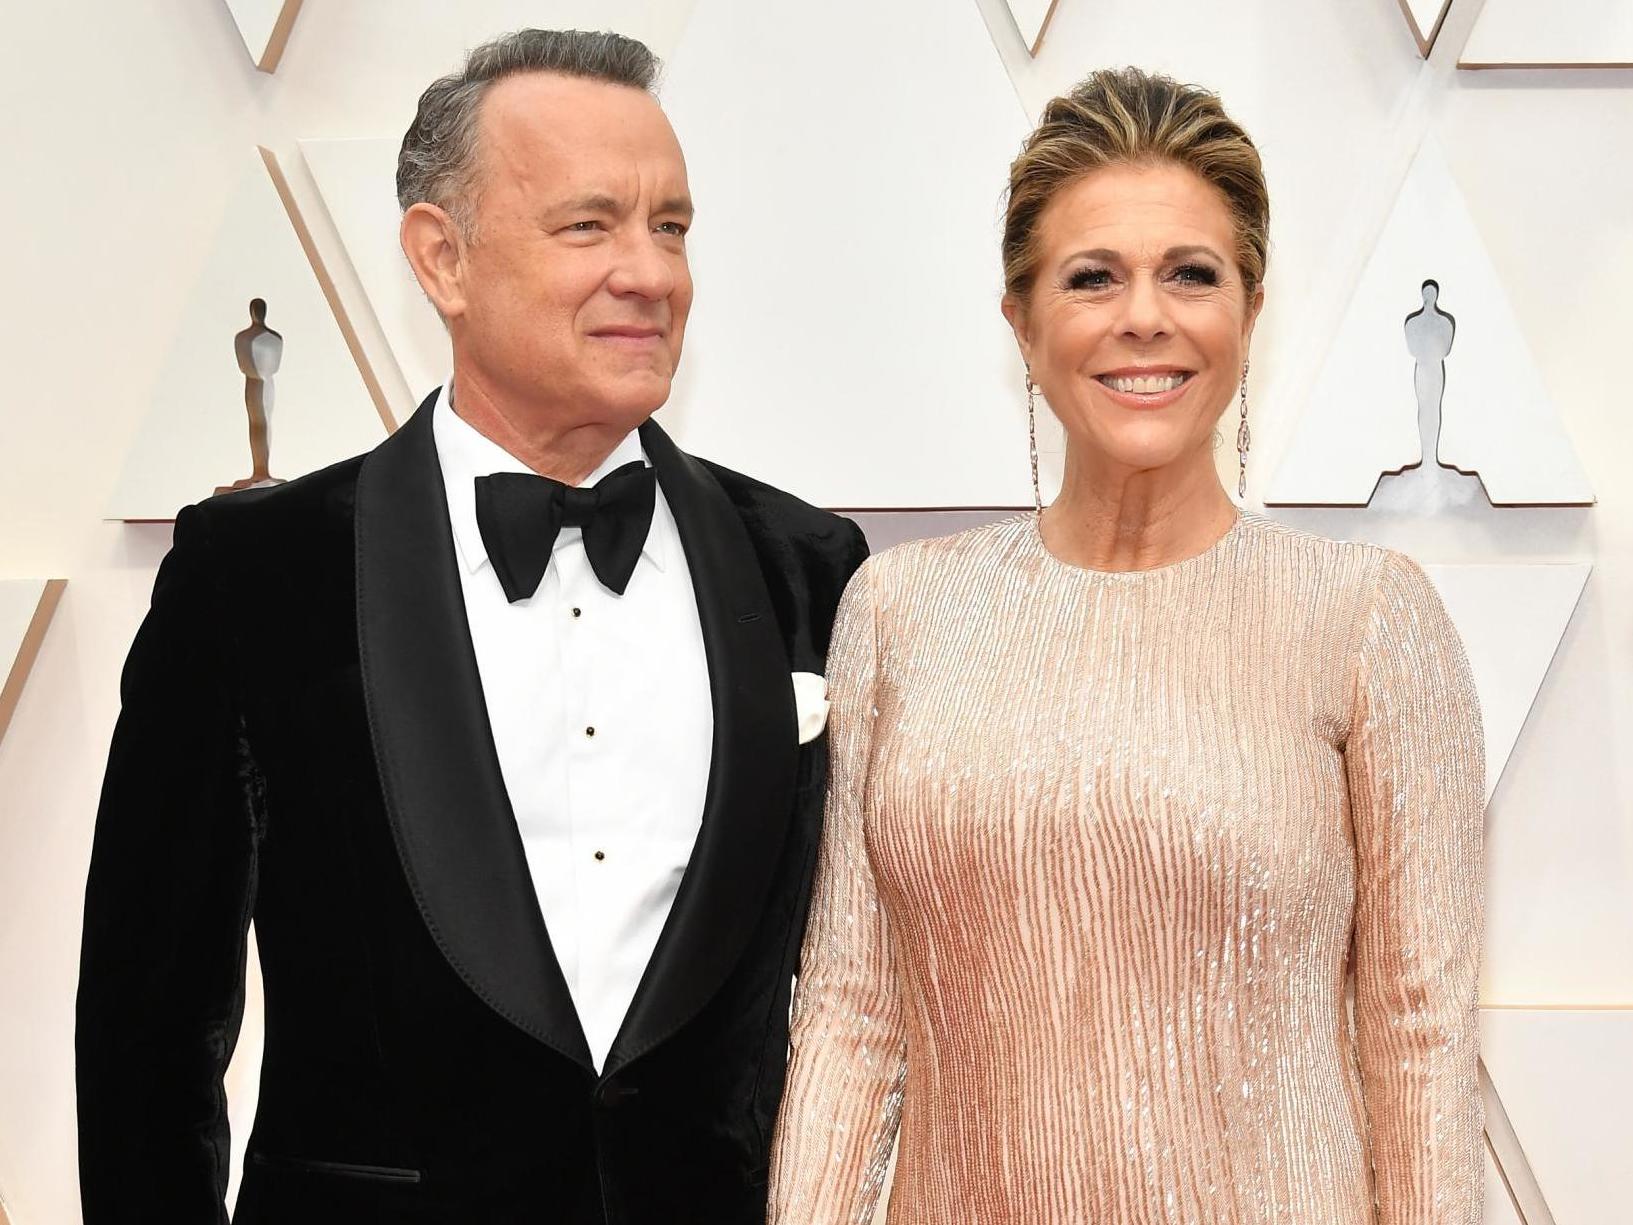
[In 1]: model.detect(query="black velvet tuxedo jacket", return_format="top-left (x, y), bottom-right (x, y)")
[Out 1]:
top-left (76, 395), bottom-right (868, 1224)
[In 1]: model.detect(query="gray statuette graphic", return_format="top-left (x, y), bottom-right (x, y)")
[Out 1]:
top-left (1370, 278), bottom-right (1485, 509)
top-left (216, 297), bottom-right (287, 495)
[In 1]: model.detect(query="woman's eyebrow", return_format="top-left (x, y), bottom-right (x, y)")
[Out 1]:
top-left (1164, 244), bottom-right (1224, 262)
top-left (1057, 244), bottom-right (1226, 267)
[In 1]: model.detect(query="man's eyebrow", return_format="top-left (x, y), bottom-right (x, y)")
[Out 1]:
top-left (547, 193), bottom-right (695, 220)
top-left (553, 193), bottom-right (622, 215)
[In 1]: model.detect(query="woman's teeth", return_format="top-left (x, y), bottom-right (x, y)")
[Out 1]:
top-left (1098, 373), bottom-right (1191, 394)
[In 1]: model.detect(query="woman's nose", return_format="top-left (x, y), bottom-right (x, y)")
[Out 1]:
top-left (1116, 272), bottom-right (1172, 340)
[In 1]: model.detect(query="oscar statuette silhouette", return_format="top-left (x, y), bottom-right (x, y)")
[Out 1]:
top-left (1370, 278), bottom-right (1485, 508)
top-left (216, 297), bottom-right (287, 494)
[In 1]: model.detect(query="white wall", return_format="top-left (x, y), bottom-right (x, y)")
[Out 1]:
top-left (0, 1), bottom-right (1628, 1222)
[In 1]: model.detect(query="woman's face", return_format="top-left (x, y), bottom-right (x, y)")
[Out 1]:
top-left (1004, 161), bottom-right (1263, 484)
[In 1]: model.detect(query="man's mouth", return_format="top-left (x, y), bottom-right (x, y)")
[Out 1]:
top-left (590, 323), bottom-right (665, 346)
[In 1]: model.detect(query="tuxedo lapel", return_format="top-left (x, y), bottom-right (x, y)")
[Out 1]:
top-left (355, 392), bottom-right (593, 1070)
top-left (604, 421), bottom-right (799, 1076)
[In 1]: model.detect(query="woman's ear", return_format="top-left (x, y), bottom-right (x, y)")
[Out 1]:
top-left (400, 202), bottom-right (470, 322)
top-left (1001, 293), bottom-right (1034, 370)
top-left (1243, 281), bottom-right (1266, 348)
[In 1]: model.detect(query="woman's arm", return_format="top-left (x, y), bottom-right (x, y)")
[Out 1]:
top-left (769, 559), bottom-right (908, 1223)
top-left (1346, 550), bottom-right (1485, 1224)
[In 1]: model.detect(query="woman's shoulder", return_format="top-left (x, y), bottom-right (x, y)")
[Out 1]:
top-left (1234, 515), bottom-right (1456, 652)
top-left (1234, 512), bottom-right (1410, 593)
top-left (863, 513), bottom-right (1036, 588)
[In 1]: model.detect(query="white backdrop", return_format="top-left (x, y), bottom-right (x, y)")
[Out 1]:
top-left (0, 1), bottom-right (1629, 1222)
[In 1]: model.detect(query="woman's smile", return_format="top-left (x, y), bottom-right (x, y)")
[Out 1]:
top-left (1092, 366), bottom-right (1197, 410)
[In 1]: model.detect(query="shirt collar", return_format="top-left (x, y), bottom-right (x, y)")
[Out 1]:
top-left (431, 383), bottom-right (667, 577)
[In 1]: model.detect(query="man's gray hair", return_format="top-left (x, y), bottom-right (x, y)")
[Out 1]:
top-left (396, 29), bottom-right (660, 238)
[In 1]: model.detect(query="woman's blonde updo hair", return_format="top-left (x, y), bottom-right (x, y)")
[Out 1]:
top-left (1002, 66), bottom-right (1269, 301)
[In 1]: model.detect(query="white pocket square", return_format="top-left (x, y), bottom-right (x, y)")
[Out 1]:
top-left (791, 671), bottom-right (830, 745)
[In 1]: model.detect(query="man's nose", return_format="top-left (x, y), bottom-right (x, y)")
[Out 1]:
top-left (607, 229), bottom-right (678, 300)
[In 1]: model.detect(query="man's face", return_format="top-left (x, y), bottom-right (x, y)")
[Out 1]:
top-left (449, 73), bottom-right (695, 432)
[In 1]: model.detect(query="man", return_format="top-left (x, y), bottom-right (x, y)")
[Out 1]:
top-left (77, 29), bottom-right (866, 1224)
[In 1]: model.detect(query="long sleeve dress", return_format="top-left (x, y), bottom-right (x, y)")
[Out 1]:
top-left (767, 511), bottom-right (1485, 1225)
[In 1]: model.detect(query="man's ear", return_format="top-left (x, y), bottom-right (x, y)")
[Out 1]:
top-left (401, 203), bottom-right (469, 321)
top-left (1001, 293), bottom-right (1034, 371)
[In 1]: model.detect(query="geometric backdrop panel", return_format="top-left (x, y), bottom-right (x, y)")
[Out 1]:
top-left (1397, 0), bottom-right (1455, 56)
top-left (1480, 1051), bottom-right (1555, 1225)
top-left (1483, 1151), bottom-right (1526, 1225)
top-left (1460, 0), bottom-right (1633, 68)
top-left (1480, 1009), bottom-right (1633, 1223)
top-left (1421, 563), bottom-right (1591, 804)
top-left (0, 579), bottom-right (66, 748)
top-left (655, 0), bottom-right (1037, 507)
top-left (106, 151), bottom-right (387, 522)
top-left (1265, 137), bottom-right (1594, 507)
top-left (1001, 0), bottom-right (1062, 55)
top-left (300, 137), bottom-right (450, 417)
top-left (221, 0), bottom-right (305, 72)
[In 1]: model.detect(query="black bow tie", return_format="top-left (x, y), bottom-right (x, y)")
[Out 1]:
top-left (474, 462), bottom-right (657, 601)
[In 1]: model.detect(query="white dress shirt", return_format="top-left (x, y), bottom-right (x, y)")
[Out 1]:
top-left (431, 387), bottom-right (713, 1071)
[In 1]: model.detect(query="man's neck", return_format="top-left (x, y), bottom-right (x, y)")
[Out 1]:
top-left (448, 368), bottom-right (631, 486)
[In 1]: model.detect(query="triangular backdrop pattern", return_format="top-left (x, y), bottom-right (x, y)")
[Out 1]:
top-left (1481, 1009), bottom-right (1633, 1221)
top-left (300, 137), bottom-right (449, 417)
top-left (1266, 136), bottom-right (1592, 507)
top-left (1461, 0), bottom-right (1633, 68)
top-left (222, 0), bottom-right (304, 72)
top-left (0, 580), bottom-right (65, 747)
top-left (1002, 0), bottom-right (1061, 55)
top-left (108, 151), bottom-right (387, 521)
top-left (1422, 563), bottom-right (1590, 804)
top-left (1397, 0), bottom-right (1454, 56)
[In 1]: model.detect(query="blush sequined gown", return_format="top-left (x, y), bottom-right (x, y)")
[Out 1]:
top-left (767, 512), bottom-right (1484, 1225)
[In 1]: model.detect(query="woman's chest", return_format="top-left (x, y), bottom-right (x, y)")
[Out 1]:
top-left (864, 604), bottom-right (1355, 909)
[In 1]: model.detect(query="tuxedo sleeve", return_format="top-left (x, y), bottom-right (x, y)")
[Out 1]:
top-left (76, 503), bottom-right (261, 1225)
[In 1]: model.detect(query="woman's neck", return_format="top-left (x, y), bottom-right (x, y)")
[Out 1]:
top-left (1040, 450), bottom-right (1239, 572)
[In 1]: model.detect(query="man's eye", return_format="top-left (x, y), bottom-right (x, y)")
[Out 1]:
top-left (1066, 268), bottom-right (1112, 290)
top-left (567, 220), bottom-right (602, 232)
top-left (656, 221), bottom-right (688, 237)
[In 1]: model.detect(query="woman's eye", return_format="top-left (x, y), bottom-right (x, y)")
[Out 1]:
top-left (1066, 268), bottom-right (1112, 291)
top-left (1173, 263), bottom-right (1219, 286)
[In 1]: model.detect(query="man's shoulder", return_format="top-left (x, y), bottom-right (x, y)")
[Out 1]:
top-left (692, 458), bottom-right (867, 659)
top-left (183, 451), bottom-right (368, 564)
top-left (697, 457), bottom-right (862, 554)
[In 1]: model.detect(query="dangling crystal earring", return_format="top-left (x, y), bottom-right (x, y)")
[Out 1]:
top-left (1236, 360), bottom-right (1252, 500)
top-left (1025, 367), bottom-right (1043, 515)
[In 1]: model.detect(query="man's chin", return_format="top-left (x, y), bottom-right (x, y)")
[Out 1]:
top-left (595, 378), bottom-right (674, 428)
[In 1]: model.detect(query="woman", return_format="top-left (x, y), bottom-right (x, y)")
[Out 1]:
top-left (768, 68), bottom-right (1484, 1223)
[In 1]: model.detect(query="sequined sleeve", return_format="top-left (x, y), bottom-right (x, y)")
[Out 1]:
top-left (769, 559), bottom-right (908, 1223)
top-left (1346, 551), bottom-right (1485, 1224)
